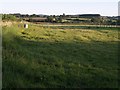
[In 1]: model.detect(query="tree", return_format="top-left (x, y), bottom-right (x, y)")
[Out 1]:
top-left (63, 13), bottom-right (65, 17)
top-left (2, 14), bottom-right (17, 21)
top-left (31, 14), bottom-right (36, 17)
top-left (117, 19), bottom-right (120, 25)
top-left (47, 16), bottom-right (54, 22)
top-left (59, 16), bottom-right (63, 23)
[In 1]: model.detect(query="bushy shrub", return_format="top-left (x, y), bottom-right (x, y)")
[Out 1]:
top-left (2, 14), bottom-right (17, 21)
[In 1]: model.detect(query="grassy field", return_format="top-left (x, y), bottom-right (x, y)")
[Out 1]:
top-left (2, 23), bottom-right (120, 88)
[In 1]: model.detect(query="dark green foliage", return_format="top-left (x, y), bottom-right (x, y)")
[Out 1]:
top-left (47, 16), bottom-right (55, 22)
top-left (2, 14), bottom-right (17, 21)
top-left (91, 17), bottom-right (103, 24)
top-left (47, 25), bottom-right (119, 30)
top-left (117, 19), bottom-right (120, 25)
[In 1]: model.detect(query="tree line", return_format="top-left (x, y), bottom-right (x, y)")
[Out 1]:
top-left (1, 14), bottom-right (120, 25)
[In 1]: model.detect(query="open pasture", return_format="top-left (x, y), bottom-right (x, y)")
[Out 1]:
top-left (2, 23), bottom-right (120, 88)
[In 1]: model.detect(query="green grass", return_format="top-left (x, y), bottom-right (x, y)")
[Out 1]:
top-left (2, 23), bottom-right (120, 88)
top-left (45, 25), bottom-right (119, 30)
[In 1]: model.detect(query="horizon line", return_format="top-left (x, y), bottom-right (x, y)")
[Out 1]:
top-left (0, 13), bottom-right (119, 17)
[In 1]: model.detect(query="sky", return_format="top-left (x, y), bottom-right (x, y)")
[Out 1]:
top-left (0, 0), bottom-right (119, 16)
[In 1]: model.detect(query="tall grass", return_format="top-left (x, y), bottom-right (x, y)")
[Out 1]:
top-left (2, 24), bottom-right (120, 88)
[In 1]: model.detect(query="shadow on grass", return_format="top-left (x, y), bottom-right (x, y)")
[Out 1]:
top-left (2, 34), bottom-right (119, 88)
top-left (44, 26), bottom-right (120, 30)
